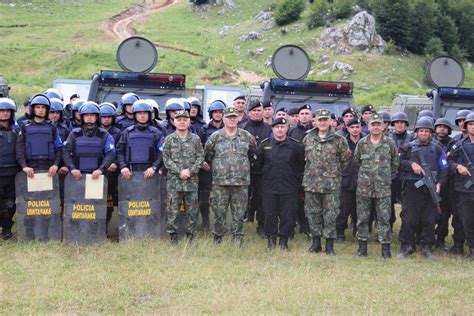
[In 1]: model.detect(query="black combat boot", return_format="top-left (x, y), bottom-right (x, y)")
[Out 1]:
top-left (336, 231), bottom-right (345, 244)
top-left (279, 237), bottom-right (289, 251)
top-left (435, 238), bottom-right (448, 251)
top-left (2, 227), bottom-right (13, 241)
top-left (170, 233), bottom-right (178, 246)
top-left (357, 240), bottom-right (368, 257)
top-left (325, 238), bottom-right (336, 256)
top-left (468, 248), bottom-right (474, 262)
top-left (256, 226), bottom-right (265, 238)
top-left (396, 244), bottom-right (414, 259)
top-left (186, 233), bottom-right (194, 244)
top-left (267, 236), bottom-right (277, 250)
top-left (213, 235), bottom-right (223, 245)
top-left (308, 237), bottom-right (322, 253)
top-left (449, 242), bottom-right (464, 255)
top-left (381, 243), bottom-right (391, 259)
top-left (421, 244), bottom-right (434, 258)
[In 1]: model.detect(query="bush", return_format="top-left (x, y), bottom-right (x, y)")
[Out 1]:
top-left (190, 0), bottom-right (209, 4)
top-left (273, 0), bottom-right (306, 26)
top-left (424, 37), bottom-right (445, 57)
top-left (307, 0), bottom-right (330, 29)
top-left (331, 0), bottom-right (355, 20)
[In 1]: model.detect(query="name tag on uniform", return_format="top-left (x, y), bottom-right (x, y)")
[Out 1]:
top-left (264, 146), bottom-right (272, 151)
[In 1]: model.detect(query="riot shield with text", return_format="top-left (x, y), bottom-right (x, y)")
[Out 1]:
top-left (118, 173), bottom-right (164, 240)
top-left (63, 173), bottom-right (108, 245)
top-left (15, 172), bottom-right (62, 242)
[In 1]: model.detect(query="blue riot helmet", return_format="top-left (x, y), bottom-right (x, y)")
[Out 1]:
top-left (0, 97), bottom-right (16, 124)
top-left (120, 92), bottom-right (139, 114)
top-left (79, 101), bottom-right (100, 124)
top-left (29, 93), bottom-right (51, 119)
top-left (165, 98), bottom-right (185, 120)
top-left (99, 102), bottom-right (117, 117)
top-left (144, 99), bottom-right (160, 120)
top-left (44, 88), bottom-right (64, 101)
top-left (208, 100), bottom-right (226, 113)
top-left (49, 98), bottom-right (65, 122)
top-left (180, 98), bottom-right (191, 112)
top-left (132, 100), bottom-right (153, 122)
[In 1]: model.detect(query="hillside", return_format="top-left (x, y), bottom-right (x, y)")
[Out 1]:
top-left (1, 0), bottom-right (474, 108)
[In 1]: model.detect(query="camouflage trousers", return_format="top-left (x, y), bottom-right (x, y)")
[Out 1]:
top-left (356, 195), bottom-right (392, 243)
top-left (304, 192), bottom-right (340, 239)
top-left (166, 191), bottom-right (198, 235)
top-left (211, 185), bottom-right (248, 237)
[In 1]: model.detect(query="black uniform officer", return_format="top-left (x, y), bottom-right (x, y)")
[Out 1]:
top-left (197, 100), bottom-right (225, 230)
top-left (117, 93), bottom-right (140, 131)
top-left (16, 94), bottom-right (62, 179)
top-left (64, 93), bottom-right (80, 123)
top-left (0, 98), bottom-right (21, 239)
top-left (287, 104), bottom-right (313, 235)
top-left (240, 100), bottom-right (272, 236)
top-left (255, 117), bottom-right (305, 250)
top-left (397, 117), bottom-right (449, 258)
top-left (62, 102), bottom-right (115, 182)
top-left (359, 104), bottom-right (374, 135)
top-left (16, 99), bottom-right (31, 127)
top-left (448, 112), bottom-right (474, 261)
top-left (335, 107), bottom-right (357, 138)
top-left (336, 117), bottom-right (365, 242)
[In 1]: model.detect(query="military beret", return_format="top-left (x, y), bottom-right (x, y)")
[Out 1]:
top-left (287, 107), bottom-right (299, 115)
top-left (368, 113), bottom-right (383, 124)
top-left (346, 117), bottom-right (361, 127)
top-left (263, 102), bottom-right (273, 108)
top-left (276, 107), bottom-right (287, 113)
top-left (271, 117), bottom-right (288, 127)
top-left (330, 113), bottom-right (337, 120)
top-left (360, 104), bottom-right (374, 114)
top-left (315, 109), bottom-right (331, 120)
top-left (69, 93), bottom-right (80, 100)
top-left (224, 106), bottom-right (239, 117)
top-left (341, 107), bottom-right (356, 117)
top-left (298, 104), bottom-right (312, 113)
top-left (174, 110), bottom-right (189, 119)
top-left (234, 95), bottom-right (246, 101)
top-left (248, 100), bottom-right (263, 111)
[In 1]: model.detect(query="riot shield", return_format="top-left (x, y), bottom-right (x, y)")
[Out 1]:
top-left (118, 173), bottom-right (164, 240)
top-left (15, 172), bottom-right (62, 242)
top-left (63, 173), bottom-right (108, 245)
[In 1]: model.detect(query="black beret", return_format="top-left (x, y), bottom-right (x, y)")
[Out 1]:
top-left (276, 107), bottom-right (287, 113)
top-left (287, 107), bottom-right (299, 115)
top-left (330, 113), bottom-right (337, 120)
top-left (263, 102), bottom-right (272, 108)
top-left (234, 95), bottom-right (246, 101)
top-left (298, 104), bottom-right (312, 113)
top-left (360, 104), bottom-right (374, 113)
top-left (271, 117), bottom-right (288, 127)
top-left (248, 100), bottom-right (263, 111)
top-left (346, 117), bottom-right (361, 127)
top-left (70, 93), bottom-right (80, 100)
top-left (342, 107), bottom-right (356, 117)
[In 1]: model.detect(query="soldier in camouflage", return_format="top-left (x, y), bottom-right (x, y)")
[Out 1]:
top-left (303, 109), bottom-right (351, 256)
top-left (353, 113), bottom-right (400, 258)
top-left (162, 110), bottom-right (204, 244)
top-left (204, 107), bottom-right (257, 245)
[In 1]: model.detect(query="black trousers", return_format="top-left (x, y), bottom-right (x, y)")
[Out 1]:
top-left (399, 184), bottom-right (436, 246)
top-left (0, 175), bottom-right (16, 230)
top-left (336, 189), bottom-right (356, 234)
top-left (458, 193), bottom-right (474, 248)
top-left (248, 174), bottom-right (264, 228)
top-left (263, 192), bottom-right (297, 238)
top-left (391, 179), bottom-right (402, 227)
top-left (198, 169), bottom-right (212, 227)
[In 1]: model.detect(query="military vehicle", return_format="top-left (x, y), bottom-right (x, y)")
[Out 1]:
top-left (87, 37), bottom-right (186, 114)
top-left (260, 45), bottom-right (355, 116)
top-left (0, 75), bottom-right (10, 98)
top-left (391, 56), bottom-right (473, 128)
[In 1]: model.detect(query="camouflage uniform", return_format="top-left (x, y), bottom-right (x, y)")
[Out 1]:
top-left (205, 124), bottom-right (257, 238)
top-left (354, 132), bottom-right (399, 244)
top-left (162, 128), bottom-right (204, 236)
top-left (302, 111), bottom-right (351, 240)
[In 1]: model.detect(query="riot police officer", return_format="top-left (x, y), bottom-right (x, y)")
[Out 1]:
top-left (117, 93), bottom-right (140, 131)
top-left (16, 94), bottom-right (62, 179)
top-left (453, 109), bottom-right (471, 142)
top-left (0, 98), bottom-right (21, 239)
top-left (44, 88), bottom-right (63, 102)
top-left (70, 99), bottom-right (85, 129)
top-left (398, 117), bottom-right (448, 258)
top-left (255, 117), bottom-right (305, 250)
top-left (198, 100), bottom-right (225, 230)
top-left (49, 98), bottom-right (71, 143)
top-left (16, 99), bottom-right (31, 127)
top-left (187, 96), bottom-right (206, 134)
top-left (62, 102), bottom-right (115, 180)
top-left (161, 98), bottom-right (185, 135)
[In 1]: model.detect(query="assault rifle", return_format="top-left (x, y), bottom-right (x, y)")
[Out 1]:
top-left (414, 150), bottom-right (442, 214)
top-left (460, 143), bottom-right (474, 189)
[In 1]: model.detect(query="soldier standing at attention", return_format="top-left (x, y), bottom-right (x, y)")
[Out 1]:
top-left (303, 109), bottom-right (351, 256)
top-left (287, 107), bottom-right (299, 128)
top-left (0, 98), bottom-right (20, 240)
top-left (116, 93), bottom-right (139, 131)
top-left (353, 113), bottom-right (400, 258)
top-left (162, 110), bottom-right (204, 244)
top-left (262, 103), bottom-right (273, 125)
top-left (397, 117), bottom-right (448, 258)
top-left (233, 95), bottom-right (248, 126)
top-left (448, 112), bottom-right (474, 261)
top-left (359, 104), bottom-right (374, 135)
top-left (205, 107), bottom-right (256, 245)
top-left (255, 117), bottom-right (305, 250)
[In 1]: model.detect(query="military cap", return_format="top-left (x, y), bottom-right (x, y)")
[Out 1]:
top-left (69, 93), bottom-right (80, 100)
top-left (330, 113), bottom-right (337, 120)
top-left (346, 117), bottom-right (361, 127)
top-left (224, 107), bottom-right (239, 117)
top-left (341, 107), bottom-right (356, 117)
top-left (174, 109), bottom-right (189, 119)
top-left (360, 104), bottom-right (374, 114)
top-left (271, 117), bottom-right (288, 127)
top-left (234, 95), bottom-right (246, 101)
top-left (248, 100), bottom-right (263, 111)
top-left (368, 113), bottom-right (384, 124)
top-left (263, 102), bottom-right (272, 108)
top-left (287, 107), bottom-right (299, 115)
top-left (298, 104), bottom-right (312, 113)
top-left (276, 107), bottom-right (287, 113)
top-left (315, 109), bottom-right (331, 120)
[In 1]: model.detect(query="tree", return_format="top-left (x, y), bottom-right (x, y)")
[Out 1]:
top-left (307, 0), bottom-right (330, 29)
top-left (407, 0), bottom-right (438, 54)
top-left (424, 37), bottom-right (445, 57)
top-left (435, 14), bottom-right (459, 54)
top-left (447, 0), bottom-right (474, 60)
top-left (273, 0), bottom-right (306, 26)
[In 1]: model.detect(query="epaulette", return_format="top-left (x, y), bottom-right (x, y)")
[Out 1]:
top-left (288, 136), bottom-right (300, 143)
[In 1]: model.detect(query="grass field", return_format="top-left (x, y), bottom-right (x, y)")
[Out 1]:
top-left (1, 215), bottom-right (473, 314)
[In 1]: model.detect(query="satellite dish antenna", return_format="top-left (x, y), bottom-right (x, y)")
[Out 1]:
top-left (426, 55), bottom-right (464, 88)
top-left (271, 45), bottom-right (311, 80)
top-left (116, 36), bottom-right (158, 73)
